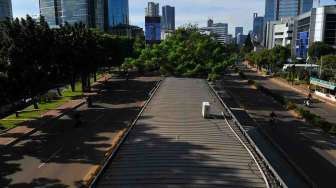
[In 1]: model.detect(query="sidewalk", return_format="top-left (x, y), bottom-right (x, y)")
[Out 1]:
top-left (0, 74), bottom-right (111, 148)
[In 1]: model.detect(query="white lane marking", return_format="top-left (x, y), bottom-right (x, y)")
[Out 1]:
top-left (38, 147), bottom-right (63, 169)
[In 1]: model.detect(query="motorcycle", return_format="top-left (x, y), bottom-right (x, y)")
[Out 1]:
top-left (304, 99), bottom-right (312, 107)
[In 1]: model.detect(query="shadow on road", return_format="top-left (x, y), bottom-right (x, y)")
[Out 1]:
top-left (0, 77), bottom-right (160, 188)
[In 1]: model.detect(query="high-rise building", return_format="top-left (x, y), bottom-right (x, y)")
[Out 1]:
top-left (207, 19), bottom-right (214, 27)
top-left (265, 0), bottom-right (276, 21)
top-left (107, 0), bottom-right (129, 29)
top-left (39, 0), bottom-right (61, 26)
top-left (253, 13), bottom-right (264, 44)
top-left (162, 5), bottom-right (175, 31)
top-left (200, 22), bottom-right (229, 44)
top-left (235, 27), bottom-right (243, 38)
top-left (39, 0), bottom-right (106, 29)
top-left (39, 0), bottom-right (129, 31)
top-left (145, 2), bottom-right (159, 17)
top-left (0, 0), bottom-right (12, 20)
top-left (265, 0), bottom-right (315, 21)
top-left (237, 33), bottom-right (247, 46)
top-left (265, 17), bottom-right (294, 49)
top-left (293, 5), bottom-right (336, 58)
top-left (145, 2), bottom-right (161, 43)
top-left (300, 0), bottom-right (314, 13)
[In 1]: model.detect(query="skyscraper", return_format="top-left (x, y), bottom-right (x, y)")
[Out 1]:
top-left (265, 0), bottom-right (276, 21)
top-left (162, 5), bottom-right (175, 31)
top-left (235, 27), bottom-right (243, 38)
top-left (0, 0), bottom-right (12, 20)
top-left (200, 22), bottom-right (229, 44)
top-left (145, 2), bottom-right (159, 17)
top-left (265, 0), bottom-right (314, 21)
top-left (107, 0), bottom-right (129, 29)
top-left (145, 2), bottom-right (161, 43)
top-left (39, 0), bottom-right (105, 29)
top-left (300, 0), bottom-right (314, 13)
top-left (253, 13), bottom-right (264, 43)
top-left (207, 19), bottom-right (214, 27)
top-left (39, 0), bottom-right (129, 31)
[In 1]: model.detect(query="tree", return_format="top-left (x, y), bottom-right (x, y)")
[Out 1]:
top-left (121, 26), bottom-right (235, 80)
top-left (308, 42), bottom-right (335, 59)
top-left (320, 55), bottom-right (336, 81)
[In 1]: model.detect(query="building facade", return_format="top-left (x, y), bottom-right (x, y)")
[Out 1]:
top-left (145, 16), bottom-right (161, 43)
top-left (235, 27), bottom-right (243, 38)
top-left (253, 13), bottom-right (264, 44)
top-left (265, 18), bottom-right (294, 49)
top-left (237, 33), bottom-right (247, 46)
top-left (265, 0), bottom-right (276, 21)
top-left (200, 21), bottom-right (229, 44)
top-left (145, 2), bottom-right (159, 17)
top-left (235, 27), bottom-right (244, 45)
top-left (162, 5), bottom-right (175, 31)
top-left (107, 0), bottom-right (129, 29)
top-left (207, 19), bottom-right (214, 27)
top-left (293, 5), bottom-right (336, 59)
top-left (0, 0), bottom-right (12, 20)
top-left (39, 0), bottom-right (129, 31)
top-left (265, 0), bottom-right (315, 21)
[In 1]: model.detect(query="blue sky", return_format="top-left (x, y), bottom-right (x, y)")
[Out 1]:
top-left (12, 0), bottom-right (336, 34)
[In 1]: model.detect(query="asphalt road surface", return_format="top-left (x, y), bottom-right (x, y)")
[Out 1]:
top-left (95, 77), bottom-right (267, 188)
top-left (219, 72), bottom-right (336, 188)
top-left (0, 77), bottom-right (160, 188)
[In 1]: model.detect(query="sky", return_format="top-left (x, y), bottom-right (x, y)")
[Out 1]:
top-left (11, 0), bottom-right (336, 35)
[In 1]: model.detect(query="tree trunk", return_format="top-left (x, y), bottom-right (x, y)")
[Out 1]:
top-left (94, 72), bottom-right (97, 82)
top-left (56, 87), bottom-right (62, 96)
top-left (87, 75), bottom-right (91, 92)
top-left (32, 97), bottom-right (39, 109)
top-left (81, 75), bottom-right (86, 92)
top-left (71, 75), bottom-right (76, 92)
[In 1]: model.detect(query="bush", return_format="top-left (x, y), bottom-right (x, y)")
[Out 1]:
top-left (208, 73), bottom-right (221, 81)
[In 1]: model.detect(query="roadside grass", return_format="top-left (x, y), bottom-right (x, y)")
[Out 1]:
top-left (0, 73), bottom-right (109, 130)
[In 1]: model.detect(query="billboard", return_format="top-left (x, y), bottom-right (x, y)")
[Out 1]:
top-left (145, 16), bottom-right (161, 43)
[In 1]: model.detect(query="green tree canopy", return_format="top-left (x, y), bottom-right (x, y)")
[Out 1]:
top-left (308, 42), bottom-right (335, 59)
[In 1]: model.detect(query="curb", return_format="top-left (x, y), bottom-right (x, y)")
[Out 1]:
top-left (86, 79), bottom-right (163, 188)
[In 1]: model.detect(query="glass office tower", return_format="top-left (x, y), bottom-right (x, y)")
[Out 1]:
top-left (0, 0), bottom-right (12, 20)
top-left (300, 0), bottom-right (314, 14)
top-left (265, 0), bottom-right (276, 21)
top-left (107, 0), bottom-right (129, 29)
top-left (40, 0), bottom-right (105, 30)
top-left (39, 0), bottom-right (61, 26)
top-left (235, 27), bottom-right (243, 38)
top-left (60, 0), bottom-right (90, 25)
top-left (276, 0), bottom-right (314, 19)
top-left (162, 5), bottom-right (175, 31)
top-left (278, 0), bottom-right (300, 18)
